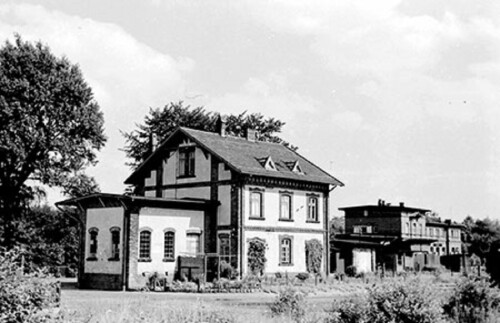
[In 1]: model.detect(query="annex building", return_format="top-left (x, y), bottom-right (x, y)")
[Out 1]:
top-left (57, 120), bottom-right (343, 290)
top-left (331, 200), bottom-right (464, 274)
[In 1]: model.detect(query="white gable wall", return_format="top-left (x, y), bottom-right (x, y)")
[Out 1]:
top-left (84, 207), bottom-right (124, 274)
top-left (136, 207), bottom-right (204, 277)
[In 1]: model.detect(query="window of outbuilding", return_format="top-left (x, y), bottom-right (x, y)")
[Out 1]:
top-left (163, 230), bottom-right (175, 262)
top-left (88, 227), bottom-right (98, 260)
top-left (139, 229), bottom-right (152, 261)
top-left (109, 227), bottom-right (120, 261)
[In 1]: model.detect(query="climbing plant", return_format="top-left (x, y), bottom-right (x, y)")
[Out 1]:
top-left (247, 238), bottom-right (267, 275)
top-left (305, 239), bottom-right (323, 274)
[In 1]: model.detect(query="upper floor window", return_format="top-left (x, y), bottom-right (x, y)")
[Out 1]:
top-left (178, 147), bottom-right (195, 177)
top-left (307, 196), bottom-right (318, 222)
top-left (139, 229), bottom-right (152, 261)
top-left (186, 233), bottom-right (201, 255)
top-left (279, 193), bottom-right (292, 221)
top-left (88, 228), bottom-right (98, 260)
top-left (279, 236), bottom-right (293, 265)
top-left (163, 230), bottom-right (175, 262)
top-left (250, 191), bottom-right (263, 219)
top-left (110, 227), bottom-right (120, 260)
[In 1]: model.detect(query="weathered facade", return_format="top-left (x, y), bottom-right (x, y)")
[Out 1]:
top-left (58, 123), bottom-right (343, 289)
top-left (332, 200), bottom-right (464, 273)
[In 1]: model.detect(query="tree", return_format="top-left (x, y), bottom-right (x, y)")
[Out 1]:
top-left (0, 35), bottom-right (106, 246)
top-left (122, 101), bottom-right (294, 168)
top-left (462, 216), bottom-right (500, 259)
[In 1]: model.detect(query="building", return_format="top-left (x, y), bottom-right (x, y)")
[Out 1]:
top-left (57, 121), bottom-right (343, 290)
top-left (331, 200), bottom-right (464, 273)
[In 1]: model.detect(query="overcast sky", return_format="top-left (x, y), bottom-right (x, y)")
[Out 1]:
top-left (1, 0), bottom-right (499, 221)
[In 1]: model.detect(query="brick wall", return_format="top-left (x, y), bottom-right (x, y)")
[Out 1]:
top-left (126, 210), bottom-right (146, 290)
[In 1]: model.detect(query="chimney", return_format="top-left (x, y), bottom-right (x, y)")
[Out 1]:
top-left (246, 128), bottom-right (258, 141)
top-left (400, 202), bottom-right (405, 207)
top-left (216, 115), bottom-right (227, 137)
top-left (149, 132), bottom-right (159, 154)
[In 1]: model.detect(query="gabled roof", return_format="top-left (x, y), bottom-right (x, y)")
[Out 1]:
top-left (125, 127), bottom-right (344, 186)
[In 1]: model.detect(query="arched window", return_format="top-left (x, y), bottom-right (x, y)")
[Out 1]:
top-left (110, 227), bottom-right (120, 260)
top-left (139, 230), bottom-right (152, 261)
top-left (163, 231), bottom-right (175, 261)
top-left (307, 196), bottom-right (318, 222)
top-left (279, 236), bottom-right (293, 265)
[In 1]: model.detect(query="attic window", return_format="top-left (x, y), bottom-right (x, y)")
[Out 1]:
top-left (284, 160), bottom-right (303, 174)
top-left (257, 156), bottom-right (277, 171)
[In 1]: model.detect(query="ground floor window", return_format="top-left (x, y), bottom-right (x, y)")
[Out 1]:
top-left (88, 228), bottom-right (98, 259)
top-left (279, 236), bottom-right (293, 265)
top-left (163, 231), bottom-right (175, 261)
top-left (139, 230), bottom-right (152, 260)
top-left (110, 227), bottom-right (120, 260)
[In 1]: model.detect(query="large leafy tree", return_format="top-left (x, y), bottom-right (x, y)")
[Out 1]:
top-left (0, 35), bottom-right (106, 246)
top-left (122, 101), bottom-right (294, 168)
top-left (462, 216), bottom-right (500, 259)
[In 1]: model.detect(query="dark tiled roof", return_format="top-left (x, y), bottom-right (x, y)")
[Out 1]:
top-left (181, 128), bottom-right (343, 185)
top-left (126, 127), bottom-right (343, 186)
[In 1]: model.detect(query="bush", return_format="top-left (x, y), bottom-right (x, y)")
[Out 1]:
top-left (247, 238), bottom-right (267, 275)
top-left (296, 272), bottom-right (310, 282)
top-left (269, 286), bottom-right (307, 322)
top-left (443, 276), bottom-right (500, 323)
top-left (328, 278), bottom-right (446, 323)
top-left (305, 239), bottom-right (323, 274)
top-left (328, 296), bottom-right (370, 323)
top-left (0, 248), bottom-right (60, 323)
top-left (345, 265), bottom-right (357, 277)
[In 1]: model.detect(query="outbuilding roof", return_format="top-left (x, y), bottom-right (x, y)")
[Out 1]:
top-left (125, 127), bottom-right (343, 186)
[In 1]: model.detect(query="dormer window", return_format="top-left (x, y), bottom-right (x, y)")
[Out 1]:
top-left (257, 156), bottom-right (277, 171)
top-left (291, 161), bottom-right (302, 173)
top-left (283, 160), bottom-right (303, 174)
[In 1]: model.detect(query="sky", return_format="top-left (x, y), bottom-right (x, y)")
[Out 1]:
top-left (1, 0), bottom-right (499, 222)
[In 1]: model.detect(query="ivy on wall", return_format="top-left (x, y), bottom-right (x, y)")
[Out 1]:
top-left (305, 239), bottom-right (323, 274)
top-left (247, 238), bottom-right (267, 275)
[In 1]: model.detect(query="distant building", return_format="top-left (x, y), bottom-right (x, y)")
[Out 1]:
top-left (58, 120), bottom-right (343, 290)
top-left (331, 200), bottom-right (464, 273)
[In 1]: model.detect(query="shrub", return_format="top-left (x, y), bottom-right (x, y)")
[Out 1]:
top-left (327, 278), bottom-right (446, 323)
top-left (305, 239), bottom-right (323, 274)
top-left (0, 248), bottom-right (60, 323)
top-left (367, 278), bottom-right (445, 323)
top-left (296, 272), bottom-right (310, 282)
top-left (328, 296), bottom-right (370, 323)
top-left (269, 286), bottom-right (307, 322)
top-left (247, 238), bottom-right (267, 275)
top-left (345, 265), bottom-right (357, 277)
top-left (443, 276), bottom-right (500, 323)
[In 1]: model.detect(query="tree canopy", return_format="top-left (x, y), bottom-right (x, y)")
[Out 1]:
top-left (122, 101), bottom-right (294, 169)
top-left (0, 35), bottom-right (106, 246)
